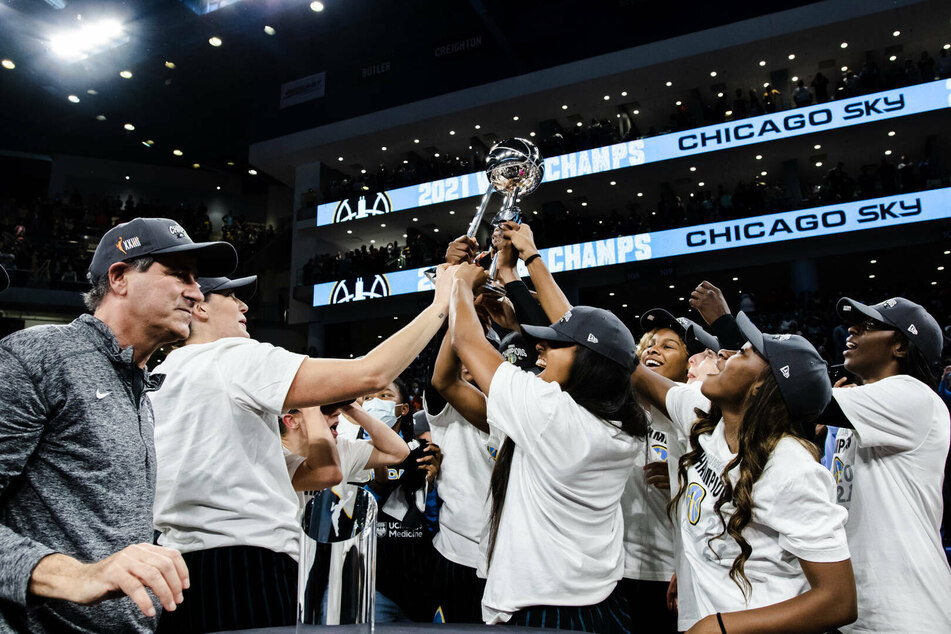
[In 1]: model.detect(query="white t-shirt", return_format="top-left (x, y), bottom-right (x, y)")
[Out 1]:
top-left (428, 400), bottom-right (493, 569)
top-left (666, 385), bottom-right (850, 630)
top-left (620, 406), bottom-right (676, 581)
top-left (285, 436), bottom-right (374, 507)
top-left (151, 338), bottom-right (307, 559)
top-left (479, 362), bottom-right (636, 624)
top-left (831, 376), bottom-right (951, 633)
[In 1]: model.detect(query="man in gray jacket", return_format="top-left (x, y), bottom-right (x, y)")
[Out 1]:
top-left (0, 218), bottom-right (237, 633)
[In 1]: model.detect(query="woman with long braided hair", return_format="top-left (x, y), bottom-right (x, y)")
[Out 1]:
top-left (633, 312), bottom-right (857, 634)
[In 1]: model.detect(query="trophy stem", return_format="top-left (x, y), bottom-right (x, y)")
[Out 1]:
top-left (466, 184), bottom-right (495, 239)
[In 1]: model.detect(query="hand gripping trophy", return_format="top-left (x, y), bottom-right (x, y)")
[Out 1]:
top-left (427, 137), bottom-right (544, 294)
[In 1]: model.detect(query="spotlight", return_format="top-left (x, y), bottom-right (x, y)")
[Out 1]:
top-left (209, 37), bottom-right (222, 47)
top-left (1, 59), bottom-right (15, 70)
top-left (67, 94), bottom-right (79, 103)
top-left (173, 149), bottom-right (183, 156)
top-left (248, 169), bottom-right (258, 175)
top-left (264, 25), bottom-right (276, 36)
top-left (165, 61), bottom-right (176, 69)
top-left (123, 123), bottom-right (135, 130)
top-left (119, 70), bottom-right (132, 79)
top-left (50, 19), bottom-right (125, 62)
top-left (310, 1), bottom-right (325, 11)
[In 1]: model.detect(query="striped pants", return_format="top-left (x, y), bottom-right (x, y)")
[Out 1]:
top-left (156, 545), bottom-right (298, 634)
top-left (510, 585), bottom-right (631, 633)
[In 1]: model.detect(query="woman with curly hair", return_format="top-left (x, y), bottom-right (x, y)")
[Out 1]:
top-left (633, 312), bottom-right (856, 634)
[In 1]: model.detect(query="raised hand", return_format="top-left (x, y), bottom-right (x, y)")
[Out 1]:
top-left (445, 235), bottom-right (479, 265)
top-left (688, 281), bottom-right (731, 325)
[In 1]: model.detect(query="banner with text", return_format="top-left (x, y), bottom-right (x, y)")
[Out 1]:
top-left (315, 79), bottom-right (951, 226)
top-left (312, 188), bottom-right (951, 307)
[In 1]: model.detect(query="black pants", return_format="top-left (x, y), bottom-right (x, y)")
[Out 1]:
top-left (510, 585), bottom-right (631, 633)
top-left (431, 553), bottom-right (487, 623)
top-left (618, 577), bottom-right (677, 633)
top-left (156, 545), bottom-right (298, 634)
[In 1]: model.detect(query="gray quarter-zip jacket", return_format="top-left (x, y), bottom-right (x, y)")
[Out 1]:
top-left (0, 314), bottom-right (164, 633)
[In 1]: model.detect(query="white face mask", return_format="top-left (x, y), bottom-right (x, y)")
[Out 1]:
top-left (363, 397), bottom-right (399, 428)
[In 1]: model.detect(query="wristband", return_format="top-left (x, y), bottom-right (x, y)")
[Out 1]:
top-left (716, 612), bottom-right (727, 634)
top-left (523, 253), bottom-right (541, 266)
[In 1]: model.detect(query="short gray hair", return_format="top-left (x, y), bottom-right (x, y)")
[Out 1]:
top-left (82, 256), bottom-right (155, 312)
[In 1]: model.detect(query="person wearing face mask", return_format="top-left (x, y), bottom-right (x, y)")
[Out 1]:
top-left (822, 297), bottom-right (951, 633)
top-left (150, 267), bottom-right (455, 633)
top-left (359, 379), bottom-right (443, 623)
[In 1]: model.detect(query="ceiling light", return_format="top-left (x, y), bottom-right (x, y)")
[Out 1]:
top-left (413, 217), bottom-right (418, 222)
top-left (945, 44), bottom-right (951, 50)
top-left (209, 36), bottom-right (222, 47)
top-left (581, 202), bottom-right (588, 206)
top-left (264, 25), bottom-right (276, 36)
top-left (717, 92), bottom-right (724, 97)
top-left (887, 130), bottom-right (895, 136)
top-left (791, 76), bottom-right (799, 82)
top-left (884, 150), bottom-right (893, 156)
top-left (621, 91), bottom-right (627, 97)
top-left (758, 60), bottom-right (766, 66)
top-left (622, 303), bottom-right (628, 308)
top-left (96, 114), bottom-right (107, 121)
top-left (869, 274), bottom-right (875, 279)
top-left (173, 149), bottom-right (183, 156)
top-left (609, 292), bottom-right (615, 296)
top-left (603, 95), bottom-right (610, 100)
top-left (67, 94), bottom-right (79, 103)
top-left (248, 168), bottom-right (257, 175)
top-left (814, 144), bottom-right (821, 150)
top-left (165, 60), bottom-right (176, 69)
top-left (665, 81), bottom-right (672, 87)
top-left (529, 131), bottom-right (536, 136)
top-left (449, 210), bottom-right (455, 215)
top-left (675, 100), bottom-right (682, 106)
top-left (637, 192), bottom-right (643, 197)
top-left (889, 55), bottom-right (897, 61)
top-left (870, 259), bottom-right (877, 264)
top-left (433, 228), bottom-right (439, 232)
top-left (141, 140), bottom-right (153, 147)
top-left (381, 146), bottom-right (387, 151)
top-left (347, 229), bottom-right (352, 234)
top-left (760, 170), bottom-right (767, 176)
top-left (124, 175), bottom-right (130, 180)
top-left (561, 104), bottom-right (568, 109)
top-left (725, 110), bottom-right (733, 116)
top-left (669, 285), bottom-right (675, 289)
top-left (434, 152), bottom-right (440, 157)
top-left (566, 188), bottom-right (573, 193)
top-left (788, 53), bottom-right (796, 60)
top-left (609, 181), bottom-right (616, 186)
top-left (576, 122), bottom-right (582, 127)
top-left (474, 124), bottom-right (480, 129)
top-left (360, 169), bottom-right (366, 174)
top-left (1, 59), bottom-right (15, 70)
top-left (337, 156), bottom-right (343, 161)
top-left (414, 139), bottom-right (419, 143)
top-left (755, 154), bottom-right (762, 160)
top-left (513, 115), bottom-right (519, 121)
top-left (86, 89), bottom-right (97, 95)
top-left (689, 166), bottom-right (696, 172)
top-left (840, 66), bottom-right (848, 72)
top-left (698, 181), bottom-right (705, 187)
top-left (310, 1), bottom-right (325, 11)
top-left (50, 19), bottom-right (125, 62)
top-left (892, 30), bottom-right (900, 37)
top-left (815, 161), bottom-right (823, 167)
top-left (123, 122), bottom-right (134, 130)
top-left (840, 42), bottom-right (848, 48)
top-left (216, 186), bottom-right (221, 190)
top-left (380, 223), bottom-right (386, 227)
top-left (709, 71), bottom-right (717, 77)
top-left (449, 130), bottom-right (455, 135)
top-left (119, 70), bottom-right (132, 79)
top-left (763, 82), bottom-right (770, 87)
top-left (192, 163), bottom-right (200, 168)
top-left (633, 109), bottom-right (639, 114)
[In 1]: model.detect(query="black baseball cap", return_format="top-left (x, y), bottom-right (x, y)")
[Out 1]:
top-left (735, 311), bottom-right (832, 423)
top-left (836, 297), bottom-right (942, 364)
top-left (87, 218), bottom-right (238, 283)
top-left (0, 264), bottom-right (8, 293)
top-left (640, 309), bottom-right (717, 355)
top-left (522, 306), bottom-right (637, 372)
top-left (198, 275), bottom-right (257, 299)
top-left (500, 331), bottom-right (542, 375)
top-left (685, 322), bottom-right (720, 355)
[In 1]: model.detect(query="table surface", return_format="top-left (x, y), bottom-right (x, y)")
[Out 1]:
top-left (225, 624), bottom-right (535, 633)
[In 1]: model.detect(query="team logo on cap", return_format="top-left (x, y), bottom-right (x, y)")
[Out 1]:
top-left (168, 225), bottom-right (188, 239)
top-left (770, 334), bottom-right (792, 341)
top-left (780, 365), bottom-right (791, 378)
top-left (560, 310), bottom-right (572, 323)
top-left (879, 299), bottom-right (898, 308)
top-left (115, 236), bottom-right (141, 255)
top-left (587, 333), bottom-right (599, 344)
top-left (908, 324), bottom-right (918, 335)
top-left (676, 317), bottom-right (690, 329)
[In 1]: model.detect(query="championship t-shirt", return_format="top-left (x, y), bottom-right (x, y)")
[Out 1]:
top-left (480, 363), bottom-right (636, 624)
top-left (620, 406), bottom-right (675, 581)
top-left (666, 385), bottom-right (850, 630)
top-left (151, 338), bottom-right (306, 559)
top-left (831, 376), bottom-right (951, 633)
top-left (428, 400), bottom-right (493, 569)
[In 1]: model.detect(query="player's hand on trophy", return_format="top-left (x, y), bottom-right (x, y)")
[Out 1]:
top-left (477, 294), bottom-right (520, 332)
top-left (453, 262), bottom-right (489, 292)
top-left (689, 280), bottom-right (731, 326)
top-left (445, 235), bottom-right (479, 265)
top-left (432, 263), bottom-right (458, 309)
top-left (500, 221), bottom-right (539, 260)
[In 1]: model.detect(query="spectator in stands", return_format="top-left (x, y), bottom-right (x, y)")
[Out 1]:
top-left (793, 79), bottom-right (813, 107)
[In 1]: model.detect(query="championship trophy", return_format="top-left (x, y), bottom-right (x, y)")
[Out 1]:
top-left (427, 137), bottom-right (545, 295)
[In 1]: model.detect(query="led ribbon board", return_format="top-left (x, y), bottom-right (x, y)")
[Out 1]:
top-left (313, 188), bottom-right (951, 307)
top-left (316, 79), bottom-right (951, 226)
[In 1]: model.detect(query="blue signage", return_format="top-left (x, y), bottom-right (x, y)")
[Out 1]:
top-left (312, 187), bottom-right (951, 307)
top-left (315, 79), bottom-right (951, 226)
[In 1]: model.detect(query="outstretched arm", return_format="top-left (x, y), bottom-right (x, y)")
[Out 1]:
top-left (500, 221), bottom-right (572, 322)
top-left (284, 264), bottom-right (456, 409)
top-left (431, 324), bottom-right (488, 433)
top-left (448, 265), bottom-right (505, 396)
top-left (631, 362), bottom-right (678, 419)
